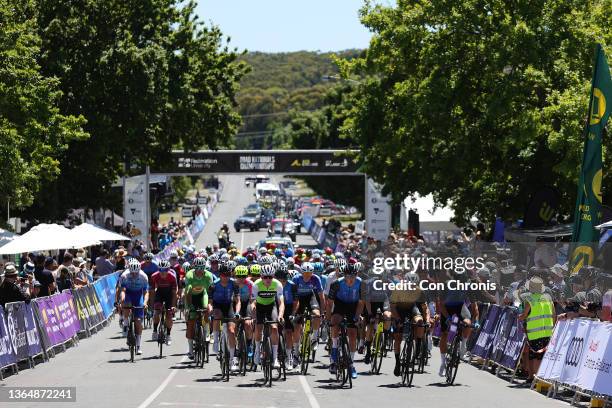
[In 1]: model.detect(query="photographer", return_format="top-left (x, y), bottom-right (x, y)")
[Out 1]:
top-left (0, 263), bottom-right (31, 310)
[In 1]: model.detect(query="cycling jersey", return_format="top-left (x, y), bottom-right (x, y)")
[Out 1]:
top-left (120, 271), bottom-right (149, 312)
top-left (171, 263), bottom-right (185, 281)
top-left (210, 279), bottom-right (239, 305)
top-left (184, 269), bottom-right (215, 307)
top-left (141, 262), bottom-right (159, 279)
top-left (364, 277), bottom-right (390, 303)
top-left (151, 271), bottom-right (178, 293)
top-left (292, 274), bottom-right (323, 297)
top-left (283, 280), bottom-right (298, 305)
top-left (324, 271), bottom-right (338, 296)
top-left (328, 277), bottom-right (363, 303)
top-left (252, 278), bottom-right (284, 305)
top-left (238, 279), bottom-right (253, 304)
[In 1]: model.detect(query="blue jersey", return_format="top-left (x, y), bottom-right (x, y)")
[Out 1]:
top-left (210, 279), bottom-right (239, 304)
top-left (292, 274), bottom-right (323, 297)
top-left (120, 271), bottom-right (149, 305)
top-left (328, 277), bottom-right (363, 304)
top-left (141, 262), bottom-right (159, 279)
top-left (283, 280), bottom-right (298, 305)
top-left (318, 274), bottom-right (328, 291)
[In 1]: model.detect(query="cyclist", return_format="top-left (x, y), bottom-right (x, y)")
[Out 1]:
top-left (235, 265), bottom-right (254, 358)
top-left (210, 263), bottom-right (241, 371)
top-left (184, 257), bottom-right (215, 359)
top-left (292, 262), bottom-right (325, 364)
top-left (141, 252), bottom-right (159, 282)
top-left (249, 264), bottom-right (261, 283)
top-left (119, 258), bottom-right (149, 355)
top-left (324, 258), bottom-right (347, 296)
top-left (326, 263), bottom-right (363, 379)
top-left (276, 266), bottom-right (298, 369)
top-left (363, 266), bottom-right (392, 365)
top-left (251, 264), bottom-right (285, 368)
top-left (389, 272), bottom-right (429, 376)
top-left (150, 259), bottom-right (178, 345)
top-left (437, 269), bottom-right (478, 376)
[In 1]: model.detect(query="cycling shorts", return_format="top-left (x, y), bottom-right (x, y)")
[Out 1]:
top-left (154, 290), bottom-right (173, 311)
top-left (392, 303), bottom-right (421, 328)
top-left (365, 301), bottom-right (389, 320)
top-left (124, 293), bottom-right (145, 319)
top-left (213, 302), bottom-right (235, 319)
top-left (255, 303), bottom-right (278, 325)
top-left (283, 305), bottom-right (294, 331)
top-left (332, 300), bottom-right (358, 328)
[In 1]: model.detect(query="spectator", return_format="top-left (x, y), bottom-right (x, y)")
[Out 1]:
top-left (56, 266), bottom-right (74, 291)
top-left (73, 259), bottom-right (90, 287)
top-left (0, 263), bottom-right (30, 309)
top-left (95, 249), bottom-right (115, 276)
top-left (35, 256), bottom-right (57, 296)
top-left (518, 276), bottom-right (555, 384)
top-left (31, 280), bottom-right (42, 299)
top-left (114, 247), bottom-right (128, 271)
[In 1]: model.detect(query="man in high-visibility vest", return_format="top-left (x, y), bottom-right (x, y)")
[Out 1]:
top-left (518, 276), bottom-right (556, 383)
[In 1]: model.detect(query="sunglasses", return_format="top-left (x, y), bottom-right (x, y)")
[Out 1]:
top-left (262, 276), bottom-right (273, 280)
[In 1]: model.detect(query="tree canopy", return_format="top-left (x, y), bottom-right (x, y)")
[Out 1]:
top-left (340, 0), bottom-right (612, 224)
top-left (0, 0), bottom-right (87, 213)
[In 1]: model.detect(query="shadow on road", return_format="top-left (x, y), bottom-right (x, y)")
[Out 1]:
top-left (107, 359), bottom-right (131, 363)
top-left (106, 348), bottom-right (127, 352)
top-left (426, 382), bottom-right (467, 387)
top-left (194, 377), bottom-right (224, 383)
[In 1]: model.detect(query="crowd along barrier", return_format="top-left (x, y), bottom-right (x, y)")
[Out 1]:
top-left (302, 215), bottom-right (339, 251)
top-left (535, 318), bottom-right (612, 402)
top-left (0, 273), bottom-right (119, 379)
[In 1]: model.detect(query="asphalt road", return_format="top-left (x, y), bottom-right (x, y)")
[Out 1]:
top-left (0, 175), bottom-right (566, 408)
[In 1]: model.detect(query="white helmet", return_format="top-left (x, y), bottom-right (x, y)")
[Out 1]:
top-left (302, 262), bottom-right (314, 273)
top-left (128, 258), bottom-right (141, 273)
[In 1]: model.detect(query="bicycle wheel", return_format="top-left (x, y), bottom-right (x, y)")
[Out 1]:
top-left (128, 320), bottom-right (135, 362)
top-left (263, 336), bottom-right (273, 387)
top-left (222, 335), bottom-right (230, 381)
top-left (401, 337), bottom-right (414, 386)
top-left (300, 330), bottom-right (311, 375)
top-left (203, 322), bottom-right (210, 364)
top-left (445, 337), bottom-right (460, 385)
top-left (198, 326), bottom-right (206, 368)
top-left (277, 334), bottom-right (287, 381)
top-left (371, 331), bottom-right (383, 374)
top-left (341, 336), bottom-right (352, 389)
top-left (238, 327), bottom-right (247, 376)
top-left (416, 338), bottom-right (426, 373)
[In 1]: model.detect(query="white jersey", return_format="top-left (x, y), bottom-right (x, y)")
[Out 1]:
top-left (324, 271), bottom-right (338, 296)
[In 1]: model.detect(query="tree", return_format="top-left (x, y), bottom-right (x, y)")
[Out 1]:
top-left (22, 0), bottom-right (248, 220)
top-left (341, 0), bottom-right (612, 224)
top-left (0, 0), bottom-right (87, 212)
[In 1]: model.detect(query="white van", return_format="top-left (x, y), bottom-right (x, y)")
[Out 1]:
top-left (255, 183), bottom-right (280, 203)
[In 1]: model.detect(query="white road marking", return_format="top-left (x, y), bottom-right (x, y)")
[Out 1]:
top-left (174, 384), bottom-right (297, 393)
top-left (299, 375), bottom-right (321, 408)
top-left (136, 357), bottom-right (187, 408)
top-left (240, 231), bottom-right (244, 251)
top-left (159, 403), bottom-right (272, 408)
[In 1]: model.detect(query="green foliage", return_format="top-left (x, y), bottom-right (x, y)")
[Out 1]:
top-left (236, 50), bottom-right (361, 149)
top-left (342, 0), bottom-right (612, 224)
top-left (0, 0), bottom-right (87, 209)
top-left (21, 0), bottom-right (248, 220)
top-left (171, 176), bottom-right (192, 205)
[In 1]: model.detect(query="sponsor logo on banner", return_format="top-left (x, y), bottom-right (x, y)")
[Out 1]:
top-left (124, 175), bottom-right (148, 241)
top-left (566, 337), bottom-right (585, 367)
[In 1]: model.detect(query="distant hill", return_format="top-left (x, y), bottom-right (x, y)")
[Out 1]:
top-left (235, 50), bottom-right (362, 149)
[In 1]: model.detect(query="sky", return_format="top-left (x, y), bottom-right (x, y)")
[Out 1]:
top-left (195, 0), bottom-right (393, 53)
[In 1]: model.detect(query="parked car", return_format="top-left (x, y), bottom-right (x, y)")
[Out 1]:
top-left (234, 213), bottom-right (260, 232)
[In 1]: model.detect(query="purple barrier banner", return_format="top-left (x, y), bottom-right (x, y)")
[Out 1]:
top-left (498, 311), bottom-right (526, 369)
top-left (24, 303), bottom-right (43, 357)
top-left (470, 304), bottom-right (502, 358)
top-left (0, 305), bottom-right (16, 368)
top-left (489, 307), bottom-right (514, 363)
top-left (34, 292), bottom-right (79, 347)
top-left (5, 302), bottom-right (29, 362)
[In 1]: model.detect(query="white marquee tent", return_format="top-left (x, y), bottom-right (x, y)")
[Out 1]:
top-left (0, 223), bottom-right (99, 254)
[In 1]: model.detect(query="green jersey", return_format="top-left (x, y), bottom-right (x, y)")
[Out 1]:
top-left (252, 278), bottom-right (284, 306)
top-left (185, 269), bottom-right (214, 307)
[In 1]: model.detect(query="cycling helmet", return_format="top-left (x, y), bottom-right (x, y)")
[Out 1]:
top-left (338, 263), bottom-right (350, 276)
top-left (302, 262), bottom-right (314, 274)
top-left (169, 250), bottom-right (178, 259)
top-left (193, 257), bottom-right (206, 270)
top-left (258, 247), bottom-right (268, 255)
top-left (285, 248), bottom-right (294, 258)
top-left (235, 265), bottom-right (249, 277)
top-left (235, 256), bottom-right (247, 265)
top-left (313, 262), bottom-right (324, 275)
top-left (334, 258), bottom-right (347, 269)
top-left (182, 261), bottom-right (191, 271)
top-left (259, 256), bottom-right (272, 265)
top-left (220, 253), bottom-right (230, 261)
top-left (261, 264), bottom-right (275, 277)
top-left (286, 258), bottom-right (295, 267)
top-left (250, 264), bottom-right (261, 277)
top-left (405, 272), bottom-right (420, 284)
top-left (158, 259), bottom-right (171, 270)
top-left (226, 260), bottom-right (237, 271)
top-left (344, 263), bottom-right (356, 276)
top-left (128, 258), bottom-right (141, 273)
top-left (334, 252), bottom-right (344, 259)
top-left (274, 248), bottom-right (283, 257)
top-left (325, 247), bottom-right (333, 255)
top-left (275, 268), bottom-right (289, 280)
top-left (277, 263), bottom-right (288, 274)
top-left (218, 263), bottom-right (230, 276)
top-left (352, 262), bottom-right (364, 274)
top-left (143, 252), bottom-right (154, 261)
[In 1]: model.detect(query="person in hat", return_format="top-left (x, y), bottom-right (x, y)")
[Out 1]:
top-left (0, 263), bottom-right (31, 309)
top-left (518, 276), bottom-right (556, 383)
